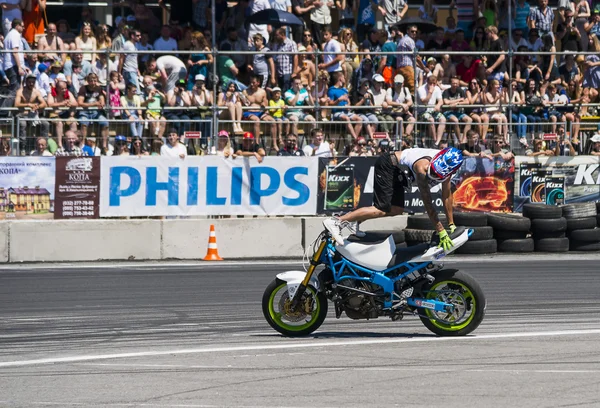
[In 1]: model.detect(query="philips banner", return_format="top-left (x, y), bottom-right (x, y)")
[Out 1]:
top-left (515, 156), bottom-right (600, 212)
top-left (317, 156), bottom-right (514, 215)
top-left (100, 156), bottom-right (318, 217)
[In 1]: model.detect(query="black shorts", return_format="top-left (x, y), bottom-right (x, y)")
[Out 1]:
top-left (373, 153), bottom-right (405, 213)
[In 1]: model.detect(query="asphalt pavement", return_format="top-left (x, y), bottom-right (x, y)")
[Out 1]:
top-left (1, 255), bottom-right (600, 407)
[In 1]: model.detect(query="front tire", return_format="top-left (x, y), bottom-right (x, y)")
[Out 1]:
top-left (262, 279), bottom-right (328, 337)
top-left (418, 270), bottom-right (486, 336)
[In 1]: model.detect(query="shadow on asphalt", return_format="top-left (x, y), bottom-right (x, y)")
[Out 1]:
top-left (252, 331), bottom-right (436, 339)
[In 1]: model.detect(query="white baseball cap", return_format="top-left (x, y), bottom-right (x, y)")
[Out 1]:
top-left (591, 134), bottom-right (600, 143)
top-left (195, 74), bottom-right (206, 81)
top-left (55, 73), bottom-right (67, 83)
top-left (372, 74), bottom-right (385, 83)
top-left (394, 74), bottom-right (404, 84)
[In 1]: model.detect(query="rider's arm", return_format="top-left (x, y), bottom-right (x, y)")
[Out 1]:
top-left (442, 178), bottom-right (454, 226)
top-left (414, 160), bottom-right (444, 233)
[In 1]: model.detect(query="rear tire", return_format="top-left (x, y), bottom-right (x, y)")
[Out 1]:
top-left (262, 279), bottom-right (328, 337)
top-left (419, 270), bottom-right (486, 336)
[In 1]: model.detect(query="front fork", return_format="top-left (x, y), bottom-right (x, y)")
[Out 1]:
top-left (290, 239), bottom-right (327, 310)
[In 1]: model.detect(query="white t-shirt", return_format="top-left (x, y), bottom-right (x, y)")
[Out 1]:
top-left (416, 84), bottom-right (443, 113)
top-left (3, 28), bottom-right (23, 70)
top-left (160, 142), bottom-right (187, 158)
top-left (323, 39), bottom-right (342, 73)
top-left (400, 147), bottom-right (441, 180)
top-left (303, 141), bottom-right (333, 157)
top-left (153, 37), bottom-right (178, 52)
top-left (248, 0), bottom-right (270, 44)
top-left (387, 86), bottom-right (411, 104)
top-left (122, 40), bottom-right (138, 73)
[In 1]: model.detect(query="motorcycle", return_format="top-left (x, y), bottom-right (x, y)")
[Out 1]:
top-left (262, 225), bottom-right (486, 337)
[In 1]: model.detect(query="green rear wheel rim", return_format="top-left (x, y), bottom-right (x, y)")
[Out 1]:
top-left (268, 282), bottom-right (321, 332)
top-left (424, 280), bottom-right (476, 332)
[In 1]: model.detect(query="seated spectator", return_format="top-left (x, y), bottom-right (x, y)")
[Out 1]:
top-left (84, 136), bottom-right (102, 156)
top-left (370, 74), bottom-right (394, 135)
top-left (386, 74), bottom-right (416, 139)
top-left (461, 130), bottom-right (490, 158)
top-left (589, 134), bottom-right (600, 156)
top-left (277, 133), bottom-right (305, 156)
top-left (268, 86), bottom-right (289, 147)
top-left (416, 75), bottom-right (445, 147)
top-left (0, 137), bottom-right (10, 156)
top-left (129, 136), bottom-right (148, 156)
top-left (121, 83), bottom-right (144, 138)
top-left (559, 52), bottom-right (580, 88)
top-left (485, 134), bottom-right (514, 160)
top-left (352, 78), bottom-right (377, 139)
top-left (95, 24), bottom-right (111, 50)
top-left (160, 129), bottom-right (187, 158)
top-left (352, 57), bottom-right (375, 92)
top-left (190, 74), bottom-right (213, 144)
top-left (91, 50), bottom-right (117, 86)
top-left (484, 79), bottom-right (508, 143)
top-left (270, 27), bottom-right (298, 92)
top-left (312, 70), bottom-right (330, 121)
top-left (30, 137), bottom-right (52, 156)
top-left (443, 76), bottom-right (472, 144)
top-left (284, 78), bottom-right (315, 136)
top-left (15, 74), bottom-right (49, 153)
top-left (187, 31), bottom-right (212, 91)
top-left (156, 55), bottom-right (187, 94)
top-left (47, 73), bottom-right (78, 148)
top-left (543, 84), bottom-right (567, 134)
top-left (507, 79), bottom-right (528, 144)
top-left (240, 75), bottom-right (277, 149)
top-left (539, 34), bottom-right (561, 85)
top-left (63, 51), bottom-right (91, 93)
top-left (217, 43), bottom-right (246, 92)
top-left (582, 35), bottom-right (600, 102)
top-left (36, 23), bottom-right (66, 63)
top-left (136, 32), bottom-right (153, 66)
top-left (465, 79), bottom-right (490, 140)
top-left (450, 29), bottom-right (470, 64)
top-left (214, 130), bottom-right (236, 158)
top-left (150, 139), bottom-right (163, 156)
top-left (338, 28), bottom-right (359, 85)
top-left (348, 136), bottom-right (374, 157)
top-left (113, 134), bottom-right (129, 156)
top-left (302, 128), bottom-right (335, 157)
top-left (218, 81), bottom-right (244, 133)
top-left (165, 79), bottom-right (193, 135)
top-left (418, 0), bottom-right (438, 24)
top-left (141, 75), bottom-right (167, 138)
top-left (154, 24), bottom-right (178, 51)
top-left (526, 137), bottom-right (555, 157)
top-left (328, 72), bottom-right (363, 141)
top-left (554, 128), bottom-right (577, 156)
top-left (295, 45), bottom-right (315, 88)
top-left (56, 19), bottom-right (76, 47)
top-left (55, 130), bottom-right (86, 156)
top-left (521, 78), bottom-right (546, 137)
top-left (234, 131), bottom-right (266, 163)
top-left (75, 22), bottom-right (97, 64)
top-left (77, 72), bottom-right (109, 149)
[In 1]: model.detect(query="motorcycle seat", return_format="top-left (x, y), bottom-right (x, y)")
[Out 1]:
top-left (387, 242), bottom-right (430, 267)
top-left (347, 230), bottom-right (405, 246)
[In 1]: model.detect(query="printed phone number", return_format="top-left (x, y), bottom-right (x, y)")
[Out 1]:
top-left (62, 211), bottom-right (95, 216)
top-left (63, 200), bottom-right (94, 205)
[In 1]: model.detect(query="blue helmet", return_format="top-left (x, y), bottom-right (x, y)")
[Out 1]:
top-left (428, 147), bottom-right (464, 182)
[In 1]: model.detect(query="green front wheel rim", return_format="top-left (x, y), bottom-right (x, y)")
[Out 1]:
top-left (424, 280), bottom-right (476, 332)
top-left (268, 282), bottom-right (322, 332)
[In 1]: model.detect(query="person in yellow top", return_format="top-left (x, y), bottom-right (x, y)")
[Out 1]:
top-left (268, 87), bottom-right (289, 149)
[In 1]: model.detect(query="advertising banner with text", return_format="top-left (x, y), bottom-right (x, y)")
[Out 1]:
top-left (54, 156), bottom-right (101, 219)
top-left (99, 156), bottom-right (318, 217)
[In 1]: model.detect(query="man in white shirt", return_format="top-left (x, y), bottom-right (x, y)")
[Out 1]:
top-left (153, 25), bottom-right (178, 52)
top-left (318, 25), bottom-right (343, 74)
top-left (1, 0), bottom-right (23, 36)
top-left (156, 55), bottom-right (187, 93)
top-left (3, 18), bottom-right (25, 94)
top-left (120, 29), bottom-right (141, 94)
top-left (302, 128), bottom-right (335, 157)
top-left (248, 0), bottom-right (271, 45)
top-left (417, 75), bottom-right (446, 147)
top-left (309, 0), bottom-right (332, 45)
top-left (160, 128), bottom-right (187, 158)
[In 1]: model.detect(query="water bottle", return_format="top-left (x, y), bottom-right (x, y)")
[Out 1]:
top-left (11, 137), bottom-right (19, 156)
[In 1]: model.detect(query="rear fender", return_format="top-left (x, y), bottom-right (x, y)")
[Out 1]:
top-left (276, 270), bottom-right (322, 298)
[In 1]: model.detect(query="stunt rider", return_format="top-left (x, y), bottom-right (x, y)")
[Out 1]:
top-left (323, 147), bottom-right (464, 250)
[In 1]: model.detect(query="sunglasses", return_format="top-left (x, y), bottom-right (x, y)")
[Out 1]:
top-left (287, 140), bottom-right (297, 143)
top-left (409, 30), bottom-right (417, 33)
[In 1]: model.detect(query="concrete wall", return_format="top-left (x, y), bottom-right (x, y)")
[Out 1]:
top-left (1, 216), bottom-right (408, 263)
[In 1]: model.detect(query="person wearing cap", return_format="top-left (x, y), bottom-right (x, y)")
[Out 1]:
top-left (370, 73), bottom-right (394, 135)
top-left (120, 28), bottom-right (141, 94)
top-left (47, 73), bottom-right (78, 148)
top-left (15, 73), bottom-right (50, 152)
top-left (234, 131), bottom-right (266, 163)
top-left (215, 130), bottom-right (236, 158)
top-left (36, 23), bottom-right (66, 64)
top-left (160, 128), bottom-right (187, 159)
top-left (112, 135), bottom-right (129, 156)
top-left (190, 73), bottom-right (213, 144)
top-left (3, 19), bottom-right (25, 94)
top-left (268, 86), bottom-right (289, 147)
top-left (84, 136), bottom-right (102, 156)
top-left (590, 133), bottom-right (600, 156)
top-left (77, 72), bottom-right (109, 148)
top-left (386, 73), bottom-right (416, 139)
top-left (35, 62), bottom-right (52, 98)
top-left (55, 130), bottom-right (87, 157)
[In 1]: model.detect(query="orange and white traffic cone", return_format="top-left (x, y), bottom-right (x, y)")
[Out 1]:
top-left (203, 224), bottom-right (223, 261)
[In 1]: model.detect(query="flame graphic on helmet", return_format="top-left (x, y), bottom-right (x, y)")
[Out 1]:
top-left (429, 147), bottom-right (464, 181)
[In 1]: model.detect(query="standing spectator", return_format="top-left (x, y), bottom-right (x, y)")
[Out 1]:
top-left (220, 27), bottom-right (248, 73)
top-left (291, 0), bottom-right (315, 44)
top-left (75, 22), bottom-right (97, 64)
top-left (1, 0), bottom-right (23, 36)
top-left (336, 0), bottom-right (356, 29)
top-left (277, 133), bottom-right (305, 156)
top-left (110, 18), bottom-right (127, 54)
top-left (360, 28), bottom-right (382, 69)
top-left (530, 0), bottom-right (554, 39)
top-left (160, 129), bottom-right (187, 158)
top-left (47, 73), bottom-right (78, 147)
top-left (395, 24), bottom-right (424, 94)
top-left (556, 8), bottom-right (581, 53)
top-left (192, 0), bottom-right (210, 31)
top-left (3, 18), bottom-right (25, 95)
top-left (136, 32), bottom-right (153, 66)
top-left (539, 33), bottom-right (561, 85)
top-left (417, 75), bottom-right (446, 147)
top-left (37, 23), bottom-right (65, 63)
top-left (328, 72), bottom-right (363, 140)
top-left (443, 76), bottom-right (472, 144)
top-left (95, 24), bottom-right (111, 50)
top-left (456, 54), bottom-right (482, 87)
top-left (582, 35), bottom-right (600, 102)
top-left (15, 73), bottom-right (48, 152)
top-left (55, 131), bottom-right (87, 156)
top-left (217, 43), bottom-right (246, 92)
top-left (339, 27), bottom-right (359, 85)
top-left (318, 25), bottom-right (343, 76)
top-left (156, 55), bottom-right (187, 93)
top-left (270, 27), bottom-right (297, 92)
top-left (121, 83), bottom-right (144, 138)
top-left (299, 28), bottom-right (317, 58)
top-left (513, 0), bottom-right (531, 35)
top-left (419, 0), bottom-right (438, 23)
top-left (249, 33), bottom-right (274, 88)
top-left (91, 51), bottom-right (117, 86)
top-left (378, 25), bottom-right (399, 86)
top-left (248, 0), bottom-right (271, 45)
top-left (77, 72), bottom-right (109, 148)
top-left (30, 136), bottom-right (52, 156)
top-left (234, 131), bottom-right (266, 162)
top-left (154, 25), bottom-right (178, 52)
top-left (218, 81), bottom-right (244, 133)
top-left (187, 31), bottom-right (212, 91)
top-left (309, 0), bottom-right (333, 46)
top-left (356, 0), bottom-right (376, 42)
top-left (377, 0), bottom-right (408, 34)
top-left (120, 29), bottom-right (141, 94)
top-left (284, 78), bottom-right (315, 136)
top-left (302, 127), bottom-right (335, 157)
top-left (450, 0), bottom-right (478, 38)
top-left (485, 26), bottom-right (507, 83)
top-left (450, 29), bottom-right (471, 64)
top-left (240, 74), bottom-right (277, 149)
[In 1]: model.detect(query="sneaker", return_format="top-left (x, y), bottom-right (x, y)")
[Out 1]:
top-left (323, 217), bottom-right (345, 246)
top-left (353, 222), bottom-right (366, 237)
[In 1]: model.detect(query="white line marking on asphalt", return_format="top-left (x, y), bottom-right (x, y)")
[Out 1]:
top-left (0, 403), bottom-right (321, 408)
top-left (1, 328), bottom-right (600, 368)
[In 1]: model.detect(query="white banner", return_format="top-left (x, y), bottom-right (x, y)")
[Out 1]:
top-left (99, 156), bottom-right (318, 217)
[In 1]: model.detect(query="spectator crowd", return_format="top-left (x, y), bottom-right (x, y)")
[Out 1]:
top-left (1, 0), bottom-right (600, 158)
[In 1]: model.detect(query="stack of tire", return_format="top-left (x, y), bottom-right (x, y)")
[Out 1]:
top-left (522, 203), bottom-right (569, 252)
top-left (563, 203), bottom-right (600, 252)
top-left (404, 212), bottom-right (497, 254)
top-left (488, 213), bottom-right (533, 253)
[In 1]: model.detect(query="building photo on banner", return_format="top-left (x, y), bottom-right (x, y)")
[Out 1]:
top-left (515, 157), bottom-right (600, 212)
top-left (99, 157), bottom-right (318, 217)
